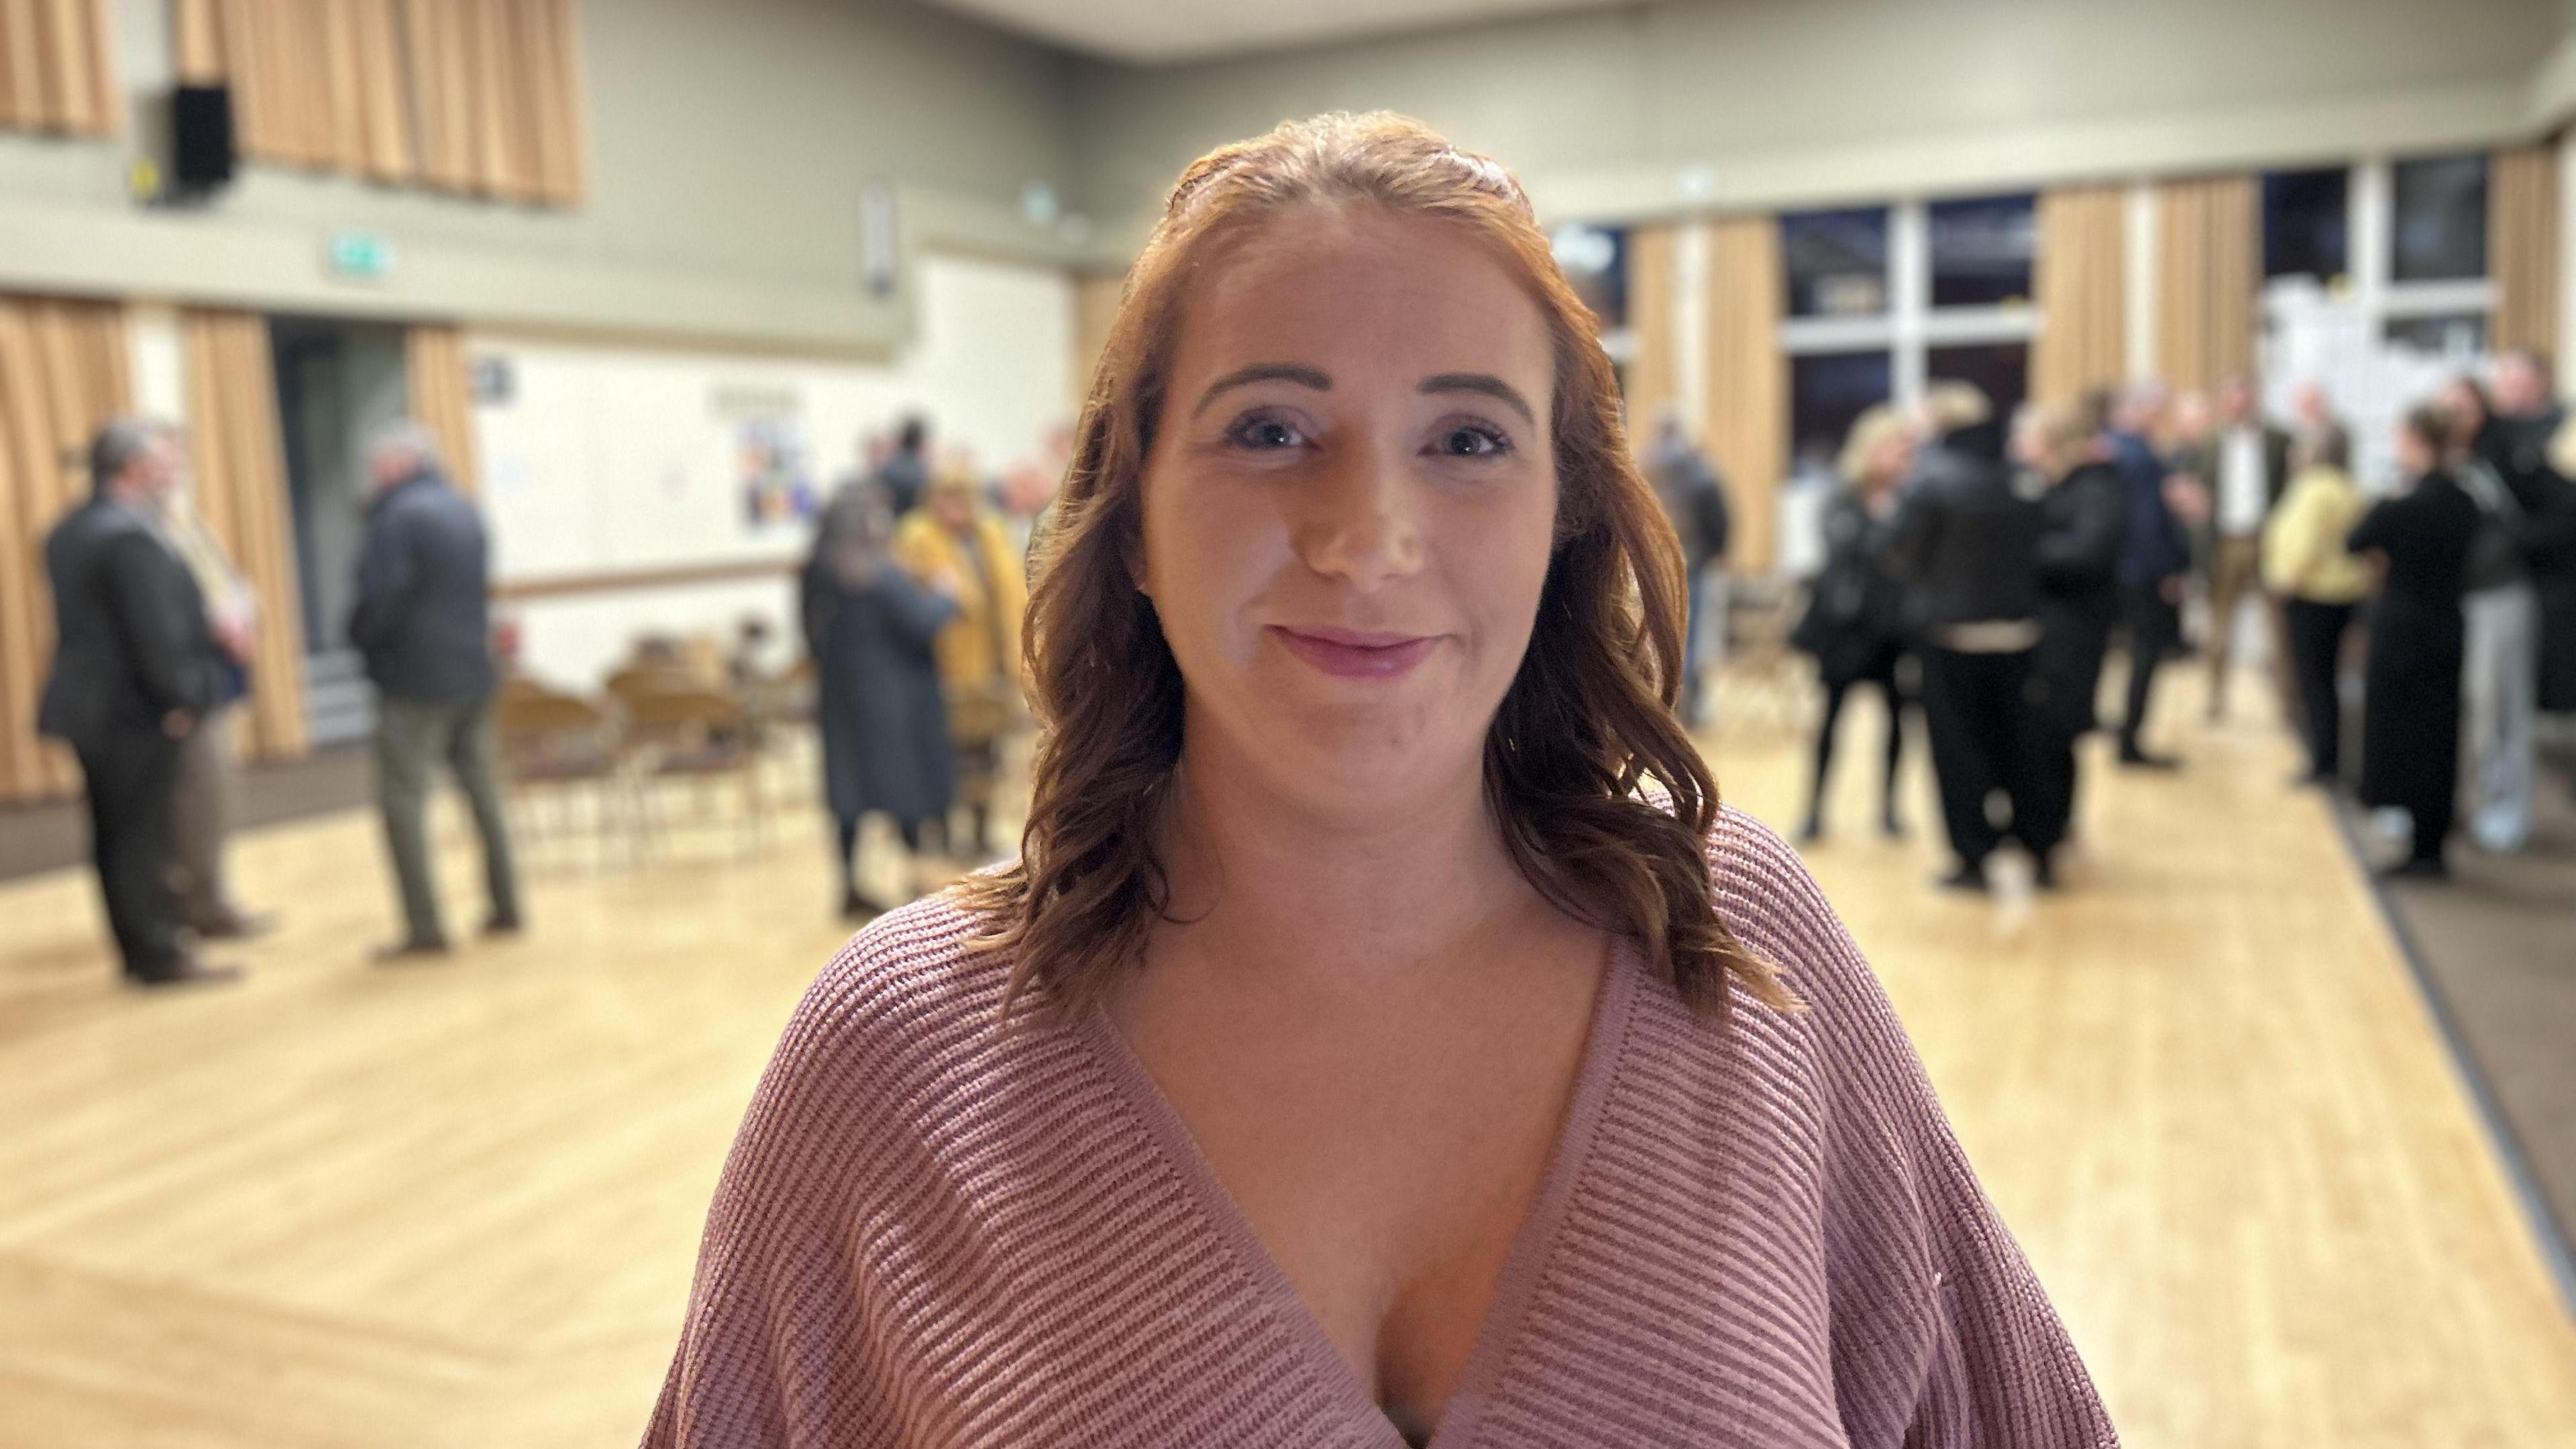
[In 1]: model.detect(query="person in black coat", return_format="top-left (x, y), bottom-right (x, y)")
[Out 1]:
top-left (1885, 382), bottom-right (2054, 891)
top-left (2350, 406), bottom-right (2481, 879)
top-left (2489, 350), bottom-right (2576, 715)
top-left (36, 419), bottom-right (237, 987)
top-left (350, 425), bottom-right (521, 957)
top-left (2106, 383), bottom-right (2194, 768)
top-left (2018, 398), bottom-right (2127, 859)
top-left (802, 477), bottom-right (960, 918)
top-left (1642, 411), bottom-right (1733, 729)
top-left (1792, 403), bottom-right (1912, 843)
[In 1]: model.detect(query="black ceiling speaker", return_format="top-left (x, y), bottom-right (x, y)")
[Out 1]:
top-left (172, 85), bottom-right (235, 193)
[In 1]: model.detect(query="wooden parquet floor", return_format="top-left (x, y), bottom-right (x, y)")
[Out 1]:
top-left (2, 668), bottom-right (2572, 1448)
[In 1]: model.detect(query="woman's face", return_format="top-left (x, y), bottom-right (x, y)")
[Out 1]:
top-left (2396, 423), bottom-right (2433, 478)
top-left (1138, 206), bottom-right (1560, 816)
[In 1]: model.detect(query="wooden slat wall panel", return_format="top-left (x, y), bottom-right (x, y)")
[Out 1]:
top-left (0, 0), bottom-right (117, 136)
top-left (181, 311), bottom-right (310, 763)
top-left (181, 0), bottom-right (577, 201)
top-left (0, 296), bottom-right (131, 803)
top-left (2032, 184), bottom-right (2130, 408)
top-left (406, 325), bottom-right (480, 497)
top-left (2491, 143), bottom-right (2560, 360)
top-left (1071, 270), bottom-right (1125, 414)
top-left (1703, 215), bottom-right (1786, 575)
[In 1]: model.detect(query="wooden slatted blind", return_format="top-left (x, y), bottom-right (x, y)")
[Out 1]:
top-left (406, 325), bottom-right (481, 497)
top-left (2491, 142), bottom-right (2560, 361)
top-left (0, 296), bottom-right (131, 804)
top-left (171, 0), bottom-right (583, 202)
top-left (2154, 175), bottom-right (2259, 394)
top-left (2031, 184), bottom-right (2130, 408)
top-left (0, 0), bottom-right (121, 137)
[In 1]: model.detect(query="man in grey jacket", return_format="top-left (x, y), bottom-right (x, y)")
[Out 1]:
top-left (349, 423), bottom-right (521, 957)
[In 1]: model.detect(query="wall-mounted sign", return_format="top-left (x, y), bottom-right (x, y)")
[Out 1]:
top-left (471, 356), bottom-right (514, 405)
top-left (325, 229), bottom-right (397, 282)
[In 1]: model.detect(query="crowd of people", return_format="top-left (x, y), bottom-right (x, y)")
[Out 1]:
top-left (798, 415), bottom-right (1045, 919)
top-left (37, 417), bottom-right (519, 987)
top-left (1766, 348), bottom-right (2576, 889)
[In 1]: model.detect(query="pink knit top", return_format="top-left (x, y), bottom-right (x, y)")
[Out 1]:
top-left (643, 808), bottom-right (2118, 1447)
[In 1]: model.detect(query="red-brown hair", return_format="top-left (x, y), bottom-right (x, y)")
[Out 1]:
top-left (962, 112), bottom-right (1788, 1019)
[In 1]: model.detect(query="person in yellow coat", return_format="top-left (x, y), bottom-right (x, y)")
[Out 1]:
top-left (896, 464), bottom-right (1029, 860)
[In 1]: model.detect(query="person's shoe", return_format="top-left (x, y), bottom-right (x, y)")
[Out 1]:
top-left (481, 914), bottom-right (523, 938)
top-left (191, 908), bottom-right (275, 941)
top-left (2031, 854), bottom-right (2059, 892)
top-left (127, 955), bottom-right (244, 989)
top-left (1880, 804), bottom-right (1906, 839)
top-left (372, 938), bottom-right (453, 964)
top-left (2377, 857), bottom-right (2450, 881)
top-left (2117, 745), bottom-right (2182, 770)
top-left (840, 888), bottom-right (894, 921)
top-left (1795, 816), bottom-right (1825, 847)
top-left (1935, 861), bottom-right (1990, 894)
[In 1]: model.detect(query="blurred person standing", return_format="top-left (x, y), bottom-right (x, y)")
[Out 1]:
top-left (2196, 375), bottom-right (2294, 722)
top-left (2263, 424), bottom-right (2372, 784)
top-left (2489, 350), bottom-right (2576, 722)
top-left (1641, 410), bottom-right (1731, 728)
top-left (156, 466), bottom-right (272, 938)
top-left (2443, 376), bottom-right (2540, 853)
top-left (349, 423), bottom-right (523, 958)
top-left (36, 419), bottom-right (237, 987)
top-left (2020, 397), bottom-right (2127, 859)
top-left (1790, 404), bottom-right (1911, 843)
top-left (2349, 406), bottom-right (2479, 878)
top-left (1886, 382), bottom-right (2053, 891)
top-left (896, 464), bottom-right (1028, 862)
top-left (875, 414), bottom-right (932, 519)
top-left (802, 477), bottom-right (958, 918)
top-left (2107, 382), bottom-right (2193, 768)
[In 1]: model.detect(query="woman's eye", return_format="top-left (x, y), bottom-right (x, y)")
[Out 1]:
top-left (1436, 425), bottom-right (1512, 459)
top-left (1226, 415), bottom-right (1306, 450)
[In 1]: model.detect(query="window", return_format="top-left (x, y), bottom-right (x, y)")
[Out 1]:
top-left (2391, 154), bottom-right (2488, 283)
top-left (2381, 313), bottom-right (2487, 358)
top-left (1927, 343), bottom-right (2029, 423)
top-left (2263, 168), bottom-right (2349, 284)
top-left (1782, 207), bottom-right (1890, 318)
top-left (1790, 350), bottom-right (1894, 464)
top-left (1927, 194), bottom-right (2035, 309)
top-left (1551, 223), bottom-right (1627, 329)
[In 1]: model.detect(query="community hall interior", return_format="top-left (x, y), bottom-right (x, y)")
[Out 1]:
top-left (3, 0), bottom-right (2576, 1444)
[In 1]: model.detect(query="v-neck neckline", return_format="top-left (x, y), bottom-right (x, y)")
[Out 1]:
top-left (1081, 935), bottom-right (1642, 1449)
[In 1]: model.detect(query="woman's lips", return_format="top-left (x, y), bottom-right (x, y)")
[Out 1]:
top-left (1269, 625), bottom-right (1438, 679)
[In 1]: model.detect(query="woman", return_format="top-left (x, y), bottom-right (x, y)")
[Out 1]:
top-left (1791, 405), bottom-right (1912, 843)
top-left (896, 464), bottom-right (1030, 861)
top-left (800, 478), bottom-right (959, 916)
top-left (653, 114), bottom-right (2112, 1447)
top-left (2261, 424), bottom-right (2371, 784)
top-left (2349, 407), bottom-right (2480, 878)
top-left (2022, 398), bottom-right (2126, 861)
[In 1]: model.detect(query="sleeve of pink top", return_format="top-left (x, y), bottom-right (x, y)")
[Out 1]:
top-left (1719, 810), bottom-right (2120, 1449)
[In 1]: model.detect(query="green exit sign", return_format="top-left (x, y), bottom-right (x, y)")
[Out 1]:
top-left (325, 230), bottom-right (397, 282)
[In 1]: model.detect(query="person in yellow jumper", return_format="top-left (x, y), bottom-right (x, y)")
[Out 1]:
top-left (2263, 421), bottom-right (2375, 785)
top-left (896, 464), bottom-right (1029, 861)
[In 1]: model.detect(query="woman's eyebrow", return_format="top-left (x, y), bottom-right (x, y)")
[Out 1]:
top-left (1419, 372), bottom-right (1535, 425)
top-left (1193, 363), bottom-right (1331, 417)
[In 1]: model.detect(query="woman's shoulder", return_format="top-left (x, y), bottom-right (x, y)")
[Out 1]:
top-left (766, 892), bottom-right (1020, 1102)
top-left (1702, 804), bottom-right (1872, 1008)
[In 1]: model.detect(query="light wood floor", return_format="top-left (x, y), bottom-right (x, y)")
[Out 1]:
top-left (1, 667), bottom-right (2572, 1448)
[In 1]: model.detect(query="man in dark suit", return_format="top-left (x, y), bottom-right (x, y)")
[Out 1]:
top-left (36, 419), bottom-right (241, 987)
top-left (2190, 374), bottom-right (2296, 722)
top-left (349, 423), bottom-right (521, 958)
top-left (2106, 383), bottom-right (2192, 768)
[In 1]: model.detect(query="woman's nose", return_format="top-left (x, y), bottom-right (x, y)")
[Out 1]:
top-left (1294, 445), bottom-right (1424, 592)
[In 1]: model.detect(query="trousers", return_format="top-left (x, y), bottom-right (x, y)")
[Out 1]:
top-left (376, 693), bottom-right (522, 947)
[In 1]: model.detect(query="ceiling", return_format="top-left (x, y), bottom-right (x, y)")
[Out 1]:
top-left (920, 0), bottom-right (1635, 64)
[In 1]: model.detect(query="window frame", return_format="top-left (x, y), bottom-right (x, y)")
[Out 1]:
top-left (1778, 196), bottom-right (2035, 413)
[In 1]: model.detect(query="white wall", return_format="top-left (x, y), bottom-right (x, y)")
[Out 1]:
top-left (476, 254), bottom-right (1075, 686)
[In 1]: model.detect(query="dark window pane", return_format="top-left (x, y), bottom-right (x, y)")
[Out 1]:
top-left (1928, 194), bottom-right (2036, 309)
top-left (1927, 342), bottom-right (2029, 425)
top-left (2263, 168), bottom-right (2349, 282)
top-left (1552, 223), bottom-right (1626, 329)
top-left (1782, 207), bottom-right (1890, 318)
top-left (2382, 313), bottom-right (2487, 358)
top-left (2392, 154), bottom-right (2488, 283)
top-left (1790, 350), bottom-right (1894, 464)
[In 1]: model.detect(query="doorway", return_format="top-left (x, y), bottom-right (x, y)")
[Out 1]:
top-left (270, 317), bottom-right (409, 746)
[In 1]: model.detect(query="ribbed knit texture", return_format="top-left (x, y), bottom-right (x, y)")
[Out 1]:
top-left (643, 808), bottom-right (2118, 1447)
